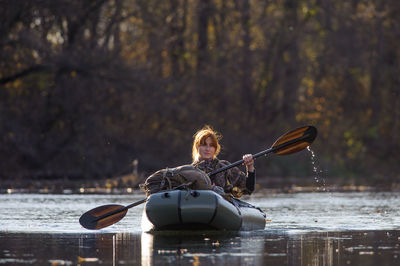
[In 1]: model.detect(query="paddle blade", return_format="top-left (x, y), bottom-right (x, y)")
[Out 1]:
top-left (79, 204), bottom-right (127, 230)
top-left (271, 125), bottom-right (317, 155)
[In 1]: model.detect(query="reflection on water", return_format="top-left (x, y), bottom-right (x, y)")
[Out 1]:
top-left (140, 231), bottom-right (265, 265)
top-left (0, 230), bottom-right (399, 265)
top-left (1, 192), bottom-right (400, 265)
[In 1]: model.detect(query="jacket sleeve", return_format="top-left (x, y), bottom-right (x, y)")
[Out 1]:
top-left (245, 170), bottom-right (256, 193)
top-left (212, 159), bottom-right (256, 197)
top-left (224, 164), bottom-right (256, 195)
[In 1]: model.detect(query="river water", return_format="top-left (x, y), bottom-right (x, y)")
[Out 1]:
top-left (1, 192), bottom-right (399, 265)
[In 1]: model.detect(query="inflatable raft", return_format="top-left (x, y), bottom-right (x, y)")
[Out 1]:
top-left (141, 189), bottom-right (266, 231)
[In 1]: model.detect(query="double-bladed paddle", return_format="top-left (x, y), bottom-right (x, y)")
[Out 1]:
top-left (79, 125), bottom-right (317, 230)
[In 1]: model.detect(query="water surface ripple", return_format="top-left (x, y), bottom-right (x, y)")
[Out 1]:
top-left (1, 192), bottom-right (399, 233)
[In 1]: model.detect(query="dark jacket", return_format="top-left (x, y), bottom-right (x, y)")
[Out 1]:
top-left (193, 158), bottom-right (256, 197)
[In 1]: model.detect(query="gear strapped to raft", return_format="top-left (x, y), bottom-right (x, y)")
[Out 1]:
top-left (140, 165), bottom-right (213, 197)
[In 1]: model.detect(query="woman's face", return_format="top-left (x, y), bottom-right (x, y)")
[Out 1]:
top-left (198, 137), bottom-right (216, 160)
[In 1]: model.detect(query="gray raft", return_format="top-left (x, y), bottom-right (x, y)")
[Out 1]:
top-left (141, 189), bottom-right (266, 231)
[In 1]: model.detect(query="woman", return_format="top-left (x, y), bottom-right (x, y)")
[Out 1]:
top-left (192, 125), bottom-right (256, 198)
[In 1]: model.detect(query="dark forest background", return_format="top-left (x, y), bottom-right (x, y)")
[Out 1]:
top-left (1, 0), bottom-right (399, 188)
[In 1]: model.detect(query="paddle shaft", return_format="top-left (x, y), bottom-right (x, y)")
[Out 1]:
top-left (94, 198), bottom-right (146, 222)
top-left (208, 132), bottom-right (312, 177)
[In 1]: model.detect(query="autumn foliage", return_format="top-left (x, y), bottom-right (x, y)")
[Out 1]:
top-left (1, 0), bottom-right (399, 185)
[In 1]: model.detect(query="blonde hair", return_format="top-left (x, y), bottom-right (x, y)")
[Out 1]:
top-left (192, 125), bottom-right (222, 162)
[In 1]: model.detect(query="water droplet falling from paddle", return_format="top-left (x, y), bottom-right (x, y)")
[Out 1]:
top-left (307, 146), bottom-right (328, 193)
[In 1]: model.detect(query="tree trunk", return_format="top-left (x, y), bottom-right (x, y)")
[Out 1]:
top-left (197, 0), bottom-right (211, 72)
